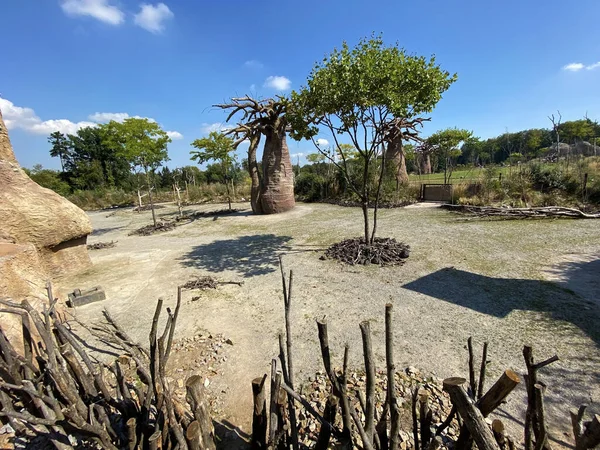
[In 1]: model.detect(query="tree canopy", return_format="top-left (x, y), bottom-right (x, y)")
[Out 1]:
top-left (289, 35), bottom-right (457, 244)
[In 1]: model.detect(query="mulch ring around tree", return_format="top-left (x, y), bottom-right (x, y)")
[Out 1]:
top-left (321, 237), bottom-right (410, 266)
top-left (87, 241), bottom-right (117, 250)
top-left (128, 221), bottom-right (176, 236)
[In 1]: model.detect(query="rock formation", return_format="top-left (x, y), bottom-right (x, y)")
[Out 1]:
top-left (0, 108), bottom-right (92, 343)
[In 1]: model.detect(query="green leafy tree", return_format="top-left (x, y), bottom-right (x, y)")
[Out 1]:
top-left (108, 118), bottom-right (171, 226)
top-left (190, 132), bottom-right (236, 210)
top-left (24, 165), bottom-right (71, 197)
top-left (48, 131), bottom-right (70, 172)
top-left (427, 128), bottom-right (472, 183)
top-left (289, 35), bottom-right (456, 244)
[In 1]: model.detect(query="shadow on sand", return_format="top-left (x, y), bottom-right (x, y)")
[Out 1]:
top-left (402, 266), bottom-right (599, 345)
top-left (178, 234), bottom-right (293, 278)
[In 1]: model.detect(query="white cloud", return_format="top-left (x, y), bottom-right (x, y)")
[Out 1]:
top-left (586, 61), bottom-right (600, 70)
top-left (290, 152), bottom-right (305, 158)
top-left (316, 138), bottom-right (329, 147)
top-left (563, 63), bottom-right (585, 72)
top-left (60, 0), bottom-right (125, 25)
top-left (134, 3), bottom-right (174, 33)
top-left (200, 122), bottom-right (232, 134)
top-left (249, 84), bottom-right (256, 91)
top-left (244, 60), bottom-right (264, 70)
top-left (0, 98), bottom-right (96, 135)
top-left (88, 112), bottom-right (157, 123)
top-left (263, 75), bottom-right (291, 91)
top-left (89, 112), bottom-right (130, 122)
top-left (166, 131), bottom-right (183, 140)
top-left (0, 98), bottom-right (181, 138)
top-left (563, 61), bottom-right (600, 72)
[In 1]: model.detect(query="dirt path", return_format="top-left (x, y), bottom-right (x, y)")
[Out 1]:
top-left (62, 202), bottom-right (600, 448)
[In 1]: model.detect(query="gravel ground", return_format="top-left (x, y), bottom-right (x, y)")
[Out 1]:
top-left (59, 201), bottom-right (600, 449)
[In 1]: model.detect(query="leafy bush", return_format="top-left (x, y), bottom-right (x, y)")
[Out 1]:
top-left (295, 172), bottom-right (327, 202)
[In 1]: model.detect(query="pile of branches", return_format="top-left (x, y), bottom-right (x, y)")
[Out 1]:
top-left (192, 208), bottom-right (241, 218)
top-left (323, 237), bottom-right (410, 266)
top-left (181, 276), bottom-right (244, 291)
top-left (87, 241), bottom-right (117, 251)
top-left (128, 221), bottom-right (176, 236)
top-left (443, 204), bottom-right (600, 219)
top-left (0, 287), bottom-right (216, 450)
top-left (253, 262), bottom-right (600, 450)
top-left (181, 276), bottom-right (219, 290)
top-left (133, 205), bottom-right (165, 212)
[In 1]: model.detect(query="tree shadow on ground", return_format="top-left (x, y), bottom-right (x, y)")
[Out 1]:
top-left (214, 420), bottom-right (250, 450)
top-left (91, 226), bottom-right (123, 237)
top-left (403, 266), bottom-right (600, 432)
top-left (543, 255), bottom-right (600, 306)
top-left (402, 266), bottom-right (599, 345)
top-left (178, 234), bottom-right (293, 278)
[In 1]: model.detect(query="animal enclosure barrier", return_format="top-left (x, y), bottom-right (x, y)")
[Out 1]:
top-left (420, 184), bottom-right (453, 202)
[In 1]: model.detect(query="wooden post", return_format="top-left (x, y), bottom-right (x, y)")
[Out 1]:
top-left (252, 375), bottom-right (268, 450)
top-left (268, 360), bottom-right (281, 449)
top-left (315, 395), bottom-right (338, 450)
top-left (360, 320), bottom-right (376, 445)
top-left (467, 337), bottom-right (476, 398)
top-left (576, 414), bottom-right (600, 450)
top-left (386, 303), bottom-right (401, 450)
top-left (478, 369), bottom-right (521, 417)
top-left (186, 421), bottom-right (202, 450)
top-left (443, 377), bottom-right (501, 450)
top-left (477, 342), bottom-right (489, 400)
top-left (186, 375), bottom-right (216, 450)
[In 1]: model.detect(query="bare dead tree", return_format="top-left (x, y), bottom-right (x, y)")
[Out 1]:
top-left (214, 96), bottom-right (295, 214)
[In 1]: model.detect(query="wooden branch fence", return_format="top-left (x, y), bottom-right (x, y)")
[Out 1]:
top-left (1, 270), bottom-right (599, 450)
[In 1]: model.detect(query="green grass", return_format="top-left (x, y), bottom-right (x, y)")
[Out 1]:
top-left (408, 166), bottom-right (513, 184)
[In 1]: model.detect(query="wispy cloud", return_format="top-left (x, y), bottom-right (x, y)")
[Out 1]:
top-left (134, 3), bottom-right (174, 33)
top-left (166, 131), bottom-right (183, 140)
top-left (89, 112), bottom-right (130, 122)
top-left (200, 122), bottom-right (233, 134)
top-left (60, 0), bottom-right (125, 25)
top-left (563, 61), bottom-right (600, 72)
top-left (0, 98), bottom-right (182, 138)
top-left (264, 75), bottom-right (291, 91)
top-left (0, 98), bottom-right (96, 135)
top-left (244, 60), bottom-right (264, 70)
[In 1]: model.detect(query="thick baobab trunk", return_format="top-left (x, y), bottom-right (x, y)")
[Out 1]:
top-left (247, 132), bottom-right (263, 214)
top-left (260, 129), bottom-right (295, 214)
top-left (421, 153), bottom-right (432, 174)
top-left (386, 135), bottom-right (409, 188)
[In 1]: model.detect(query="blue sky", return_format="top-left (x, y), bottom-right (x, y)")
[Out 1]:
top-left (1, 0), bottom-right (599, 170)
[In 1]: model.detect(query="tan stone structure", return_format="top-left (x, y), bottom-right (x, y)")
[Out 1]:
top-left (0, 108), bottom-right (92, 340)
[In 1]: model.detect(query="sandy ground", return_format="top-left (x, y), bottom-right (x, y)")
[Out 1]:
top-left (61, 201), bottom-right (600, 448)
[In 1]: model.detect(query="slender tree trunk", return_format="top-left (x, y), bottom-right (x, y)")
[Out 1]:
top-left (362, 155), bottom-right (370, 244)
top-left (225, 178), bottom-right (232, 211)
top-left (145, 169), bottom-right (157, 227)
top-left (247, 132), bottom-right (263, 214)
top-left (371, 147), bottom-right (387, 244)
top-left (260, 125), bottom-right (295, 214)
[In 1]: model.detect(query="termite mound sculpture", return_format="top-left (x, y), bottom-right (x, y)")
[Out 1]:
top-left (0, 109), bottom-right (92, 343)
top-left (216, 96), bottom-right (295, 214)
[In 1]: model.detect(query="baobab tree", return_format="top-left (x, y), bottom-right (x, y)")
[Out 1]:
top-left (215, 96), bottom-right (295, 214)
top-left (383, 117), bottom-right (429, 189)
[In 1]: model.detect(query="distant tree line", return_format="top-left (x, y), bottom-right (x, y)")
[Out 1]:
top-left (41, 123), bottom-right (245, 195)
